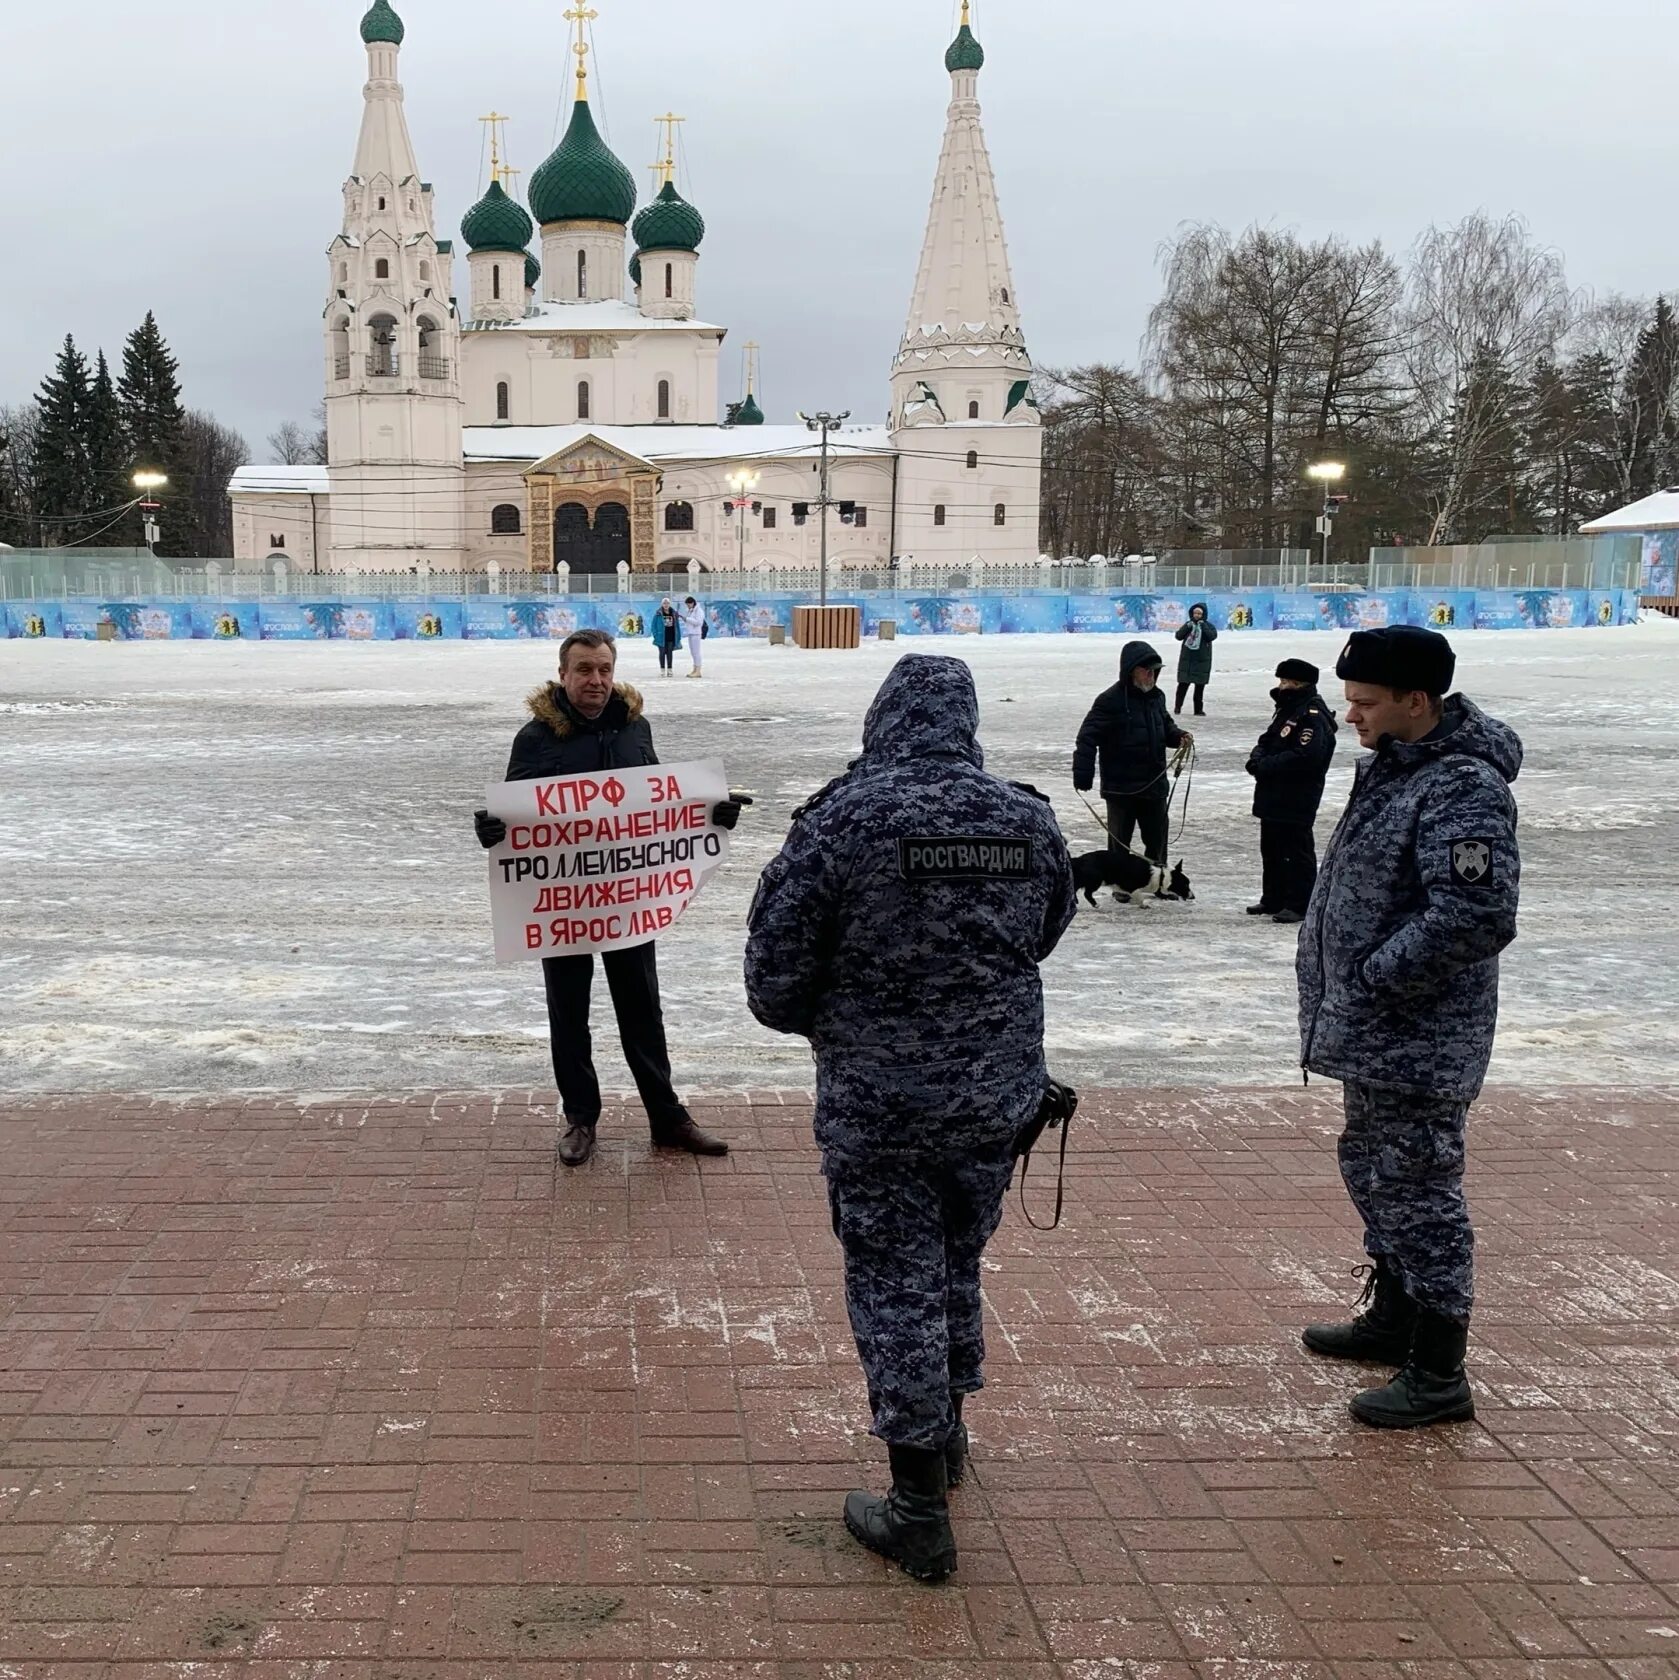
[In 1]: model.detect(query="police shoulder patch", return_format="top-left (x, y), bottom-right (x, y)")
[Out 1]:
top-left (899, 836), bottom-right (1034, 881)
top-left (1449, 836), bottom-right (1495, 888)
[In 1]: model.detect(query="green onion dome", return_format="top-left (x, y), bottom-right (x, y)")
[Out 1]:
top-left (632, 180), bottom-right (705, 254)
top-left (629, 253), bottom-right (642, 288)
top-left (360, 0), bottom-right (404, 45)
top-left (529, 100), bottom-right (637, 226)
top-left (735, 392), bottom-right (764, 426)
top-left (945, 21), bottom-right (984, 72)
top-left (461, 180), bottom-right (533, 254)
top-left (524, 251), bottom-right (541, 291)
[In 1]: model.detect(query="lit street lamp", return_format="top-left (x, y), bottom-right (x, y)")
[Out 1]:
top-left (1306, 460), bottom-right (1347, 584)
top-left (726, 468), bottom-right (759, 574)
top-left (132, 471), bottom-right (168, 556)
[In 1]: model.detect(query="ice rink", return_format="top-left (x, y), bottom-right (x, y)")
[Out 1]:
top-left (3, 620), bottom-right (1676, 1096)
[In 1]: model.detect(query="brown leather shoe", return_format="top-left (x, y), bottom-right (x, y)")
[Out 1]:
top-left (557, 1123), bottom-right (597, 1167)
top-left (651, 1115), bottom-right (729, 1157)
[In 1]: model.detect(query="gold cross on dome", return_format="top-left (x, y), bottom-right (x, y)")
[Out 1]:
top-left (478, 111), bottom-right (509, 184)
top-left (650, 112), bottom-right (684, 188)
top-left (564, 3), bottom-right (599, 100)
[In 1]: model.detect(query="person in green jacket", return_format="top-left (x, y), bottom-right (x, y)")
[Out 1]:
top-left (1174, 603), bottom-right (1218, 715)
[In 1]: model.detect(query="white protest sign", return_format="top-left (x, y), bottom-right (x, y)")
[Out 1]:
top-left (484, 759), bottom-right (730, 963)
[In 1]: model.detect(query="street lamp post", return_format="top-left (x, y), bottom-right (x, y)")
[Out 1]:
top-left (1305, 460), bottom-right (1347, 587)
top-left (726, 468), bottom-right (759, 579)
top-left (796, 410), bottom-right (849, 606)
top-left (132, 471), bottom-right (169, 556)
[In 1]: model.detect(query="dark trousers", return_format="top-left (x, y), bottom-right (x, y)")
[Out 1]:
top-left (1259, 818), bottom-right (1317, 914)
top-left (541, 943), bottom-right (685, 1132)
top-left (1105, 792), bottom-right (1170, 870)
top-left (1174, 682), bottom-right (1206, 714)
top-left (1338, 1082), bottom-right (1474, 1321)
top-left (825, 1146), bottom-right (1015, 1448)
top-left (657, 641), bottom-right (675, 671)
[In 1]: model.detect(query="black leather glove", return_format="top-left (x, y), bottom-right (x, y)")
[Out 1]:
top-left (1073, 777), bottom-right (1093, 794)
top-left (711, 794), bottom-right (754, 831)
top-left (474, 809), bottom-right (507, 850)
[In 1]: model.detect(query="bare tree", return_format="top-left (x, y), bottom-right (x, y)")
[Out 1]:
top-left (1039, 365), bottom-right (1169, 556)
top-left (181, 410), bottom-right (250, 557)
top-left (309, 402), bottom-right (329, 465)
top-left (0, 400), bottom-right (42, 546)
top-left (1403, 213), bottom-right (1576, 542)
top-left (1147, 225), bottom-right (1325, 546)
top-left (267, 420), bottom-right (312, 464)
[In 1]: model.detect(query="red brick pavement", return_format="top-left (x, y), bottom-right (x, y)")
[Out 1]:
top-left (1, 1086), bottom-right (1677, 1678)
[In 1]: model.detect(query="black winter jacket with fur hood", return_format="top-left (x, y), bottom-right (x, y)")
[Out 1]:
top-left (505, 682), bottom-right (657, 781)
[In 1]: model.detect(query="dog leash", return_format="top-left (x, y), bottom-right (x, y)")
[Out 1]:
top-left (1075, 739), bottom-right (1198, 851)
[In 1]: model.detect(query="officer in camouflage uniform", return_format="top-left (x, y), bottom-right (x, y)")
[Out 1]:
top-left (745, 656), bottom-right (1076, 1582)
top-left (1297, 626), bottom-right (1522, 1428)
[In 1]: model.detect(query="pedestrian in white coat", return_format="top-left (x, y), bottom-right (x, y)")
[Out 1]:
top-left (680, 596), bottom-right (706, 678)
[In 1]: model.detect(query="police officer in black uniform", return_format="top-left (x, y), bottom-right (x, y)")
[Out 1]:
top-left (1246, 657), bottom-right (1337, 925)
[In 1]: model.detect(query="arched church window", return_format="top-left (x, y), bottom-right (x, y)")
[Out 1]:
top-left (968, 400), bottom-right (980, 419)
top-left (492, 264), bottom-right (501, 301)
top-left (576, 250), bottom-right (587, 299)
top-left (338, 263), bottom-right (348, 284)
top-left (368, 314), bottom-right (398, 377)
top-left (966, 450), bottom-right (978, 469)
top-left (1000, 287), bottom-right (1010, 303)
top-left (416, 317), bottom-right (445, 380)
top-left (577, 381), bottom-right (591, 420)
top-left (994, 504), bottom-right (1007, 526)
top-left (330, 316), bottom-right (351, 380)
top-left (934, 504), bottom-right (947, 527)
top-left (375, 258), bottom-right (390, 280)
top-left (420, 260), bottom-right (431, 283)
top-left (665, 262), bottom-right (674, 299)
top-left (657, 380), bottom-right (671, 420)
top-left (495, 381), bottom-right (510, 421)
top-left (491, 504), bottom-right (522, 535)
top-left (378, 196), bottom-right (386, 210)
top-left (664, 501), bottom-right (695, 532)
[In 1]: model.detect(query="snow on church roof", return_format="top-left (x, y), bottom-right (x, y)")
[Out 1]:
top-left (1579, 489), bottom-right (1679, 535)
top-left (463, 423), bottom-right (894, 465)
top-left (463, 299), bottom-right (725, 335)
top-left (230, 465), bottom-right (329, 495)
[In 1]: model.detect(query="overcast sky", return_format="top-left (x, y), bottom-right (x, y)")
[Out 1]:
top-left (5, 0), bottom-right (1674, 460)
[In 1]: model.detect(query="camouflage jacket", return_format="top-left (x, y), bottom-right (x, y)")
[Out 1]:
top-left (744, 656), bottom-right (1078, 1161)
top-left (1298, 696), bottom-right (1522, 1100)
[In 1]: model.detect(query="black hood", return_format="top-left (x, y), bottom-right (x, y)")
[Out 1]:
top-left (1119, 639), bottom-right (1164, 684)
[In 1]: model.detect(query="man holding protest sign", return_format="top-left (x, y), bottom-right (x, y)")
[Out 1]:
top-left (475, 629), bottom-right (747, 1167)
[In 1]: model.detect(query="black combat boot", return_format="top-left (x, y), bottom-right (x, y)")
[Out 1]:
top-left (1302, 1258), bottom-right (1416, 1364)
top-left (1349, 1306), bottom-right (1475, 1429)
top-left (843, 1443), bottom-right (957, 1583)
top-left (944, 1393), bottom-right (969, 1488)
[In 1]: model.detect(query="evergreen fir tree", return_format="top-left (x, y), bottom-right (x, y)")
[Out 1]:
top-left (117, 311), bottom-right (195, 555)
top-left (84, 351), bottom-right (129, 528)
top-left (32, 335), bottom-right (93, 541)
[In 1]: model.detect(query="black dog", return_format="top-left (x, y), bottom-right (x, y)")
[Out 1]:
top-left (1071, 849), bottom-right (1194, 907)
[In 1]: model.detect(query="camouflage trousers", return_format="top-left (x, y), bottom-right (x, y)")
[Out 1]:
top-left (824, 1145), bottom-right (1016, 1450)
top-left (1338, 1082), bottom-right (1474, 1321)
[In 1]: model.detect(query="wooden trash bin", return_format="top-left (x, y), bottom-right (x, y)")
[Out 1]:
top-left (767, 624), bottom-right (786, 645)
top-left (792, 604), bottom-right (862, 649)
top-left (877, 619), bottom-right (897, 642)
top-left (95, 622), bottom-right (117, 642)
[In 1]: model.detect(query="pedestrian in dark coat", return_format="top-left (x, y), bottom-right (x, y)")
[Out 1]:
top-left (1296, 626), bottom-right (1521, 1432)
top-left (745, 654), bottom-right (1076, 1585)
top-left (1246, 657), bottom-right (1337, 924)
top-left (1173, 602), bottom-right (1218, 714)
top-left (650, 598), bottom-right (680, 676)
top-left (1072, 640), bottom-right (1189, 870)
top-left (473, 629), bottom-right (743, 1166)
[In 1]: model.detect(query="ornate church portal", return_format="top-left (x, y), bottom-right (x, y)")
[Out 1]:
top-left (524, 438), bottom-right (659, 574)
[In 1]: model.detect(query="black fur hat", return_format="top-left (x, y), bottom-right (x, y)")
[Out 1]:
top-left (1275, 658), bottom-right (1319, 684)
top-left (1336, 626), bottom-right (1455, 697)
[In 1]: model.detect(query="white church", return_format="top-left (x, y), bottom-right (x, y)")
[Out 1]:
top-left (229, 0), bottom-right (1042, 576)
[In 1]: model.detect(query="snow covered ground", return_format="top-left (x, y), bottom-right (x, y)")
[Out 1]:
top-left (3, 621), bottom-right (1677, 1096)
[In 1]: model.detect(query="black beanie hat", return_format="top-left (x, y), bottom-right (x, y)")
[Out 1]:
top-left (1335, 626), bottom-right (1456, 697)
top-left (1275, 658), bottom-right (1319, 684)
